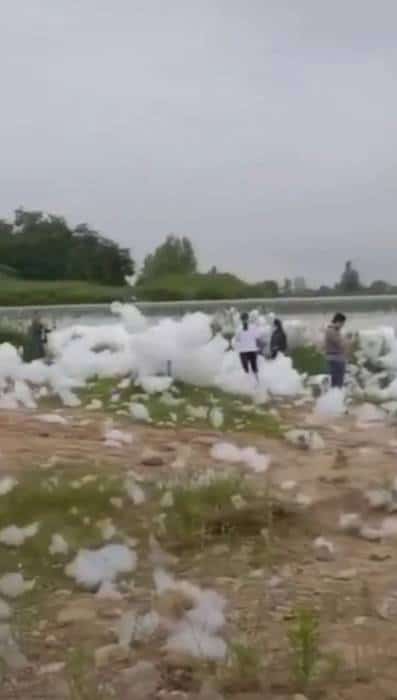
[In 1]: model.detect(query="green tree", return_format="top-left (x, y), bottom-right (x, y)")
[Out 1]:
top-left (369, 280), bottom-right (390, 294)
top-left (339, 260), bottom-right (361, 293)
top-left (139, 234), bottom-right (197, 281)
top-left (0, 208), bottom-right (134, 285)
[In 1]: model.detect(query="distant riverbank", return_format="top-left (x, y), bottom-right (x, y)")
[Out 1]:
top-left (0, 292), bottom-right (397, 330)
top-left (0, 280), bottom-right (131, 307)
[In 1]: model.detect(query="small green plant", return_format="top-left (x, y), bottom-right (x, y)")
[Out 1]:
top-left (66, 648), bottom-right (110, 700)
top-left (291, 345), bottom-right (327, 376)
top-left (288, 606), bottom-right (320, 690)
top-left (220, 640), bottom-right (262, 692)
top-left (163, 475), bottom-right (270, 549)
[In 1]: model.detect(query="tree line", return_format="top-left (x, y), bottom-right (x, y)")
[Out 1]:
top-left (0, 210), bottom-right (393, 299)
top-left (0, 209), bottom-right (134, 286)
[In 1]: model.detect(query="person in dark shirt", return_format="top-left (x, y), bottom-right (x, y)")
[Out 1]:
top-left (270, 318), bottom-right (287, 359)
top-left (23, 313), bottom-right (48, 362)
top-left (325, 313), bottom-right (347, 388)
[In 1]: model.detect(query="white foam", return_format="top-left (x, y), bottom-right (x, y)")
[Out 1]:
top-left (66, 545), bottom-right (137, 590)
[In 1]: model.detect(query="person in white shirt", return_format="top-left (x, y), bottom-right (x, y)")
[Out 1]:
top-left (234, 312), bottom-right (259, 379)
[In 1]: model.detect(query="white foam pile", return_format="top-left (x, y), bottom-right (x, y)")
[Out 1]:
top-left (354, 403), bottom-right (386, 424)
top-left (154, 569), bottom-right (227, 660)
top-left (0, 573), bottom-right (35, 599)
top-left (66, 544), bottom-right (137, 590)
top-left (211, 441), bottom-right (270, 473)
top-left (0, 305), bottom-right (309, 409)
top-left (315, 388), bottom-right (346, 418)
top-left (1, 306), bottom-right (397, 410)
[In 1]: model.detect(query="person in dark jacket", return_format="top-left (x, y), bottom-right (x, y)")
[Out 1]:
top-left (270, 318), bottom-right (287, 359)
top-left (325, 312), bottom-right (347, 387)
top-left (23, 313), bottom-right (47, 362)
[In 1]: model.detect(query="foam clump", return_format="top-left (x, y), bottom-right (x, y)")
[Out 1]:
top-left (66, 544), bottom-right (137, 590)
top-left (211, 441), bottom-right (270, 473)
top-left (354, 403), bottom-right (386, 424)
top-left (315, 388), bottom-right (345, 418)
top-left (103, 424), bottom-right (133, 447)
top-left (0, 523), bottom-right (39, 547)
top-left (138, 376), bottom-right (173, 395)
top-left (130, 402), bottom-right (151, 423)
top-left (37, 414), bottom-right (68, 425)
top-left (0, 573), bottom-right (35, 598)
top-left (0, 478), bottom-right (17, 496)
top-left (49, 534), bottom-right (69, 556)
top-left (153, 569), bottom-right (227, 660)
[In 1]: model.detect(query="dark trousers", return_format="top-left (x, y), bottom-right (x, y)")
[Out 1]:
top-left (240, 352), bottom-right (258, 375)
top-left (328, 358), bottom-right (346, 388)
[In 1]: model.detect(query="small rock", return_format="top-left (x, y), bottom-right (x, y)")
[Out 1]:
top-left (197, 680), bottom-right (224, 700)
top-left (211, 544), bottom-right (230, 556)
top-left (192, 436), bottom-right (217, 446)
top-left (39, 662), bottom-right (66, 675)
top-left (360, 525), bottom-right (383, 542)
top-left (339, 513), bottom-right (363, 534)
top-left (354, 616), bottom-right (367, 626)
top-left (154, 589), bottom-right (194, 621)
top-left (51, 678), bottom-right (71, 699)
top-left (334, 568), bottom-right (357, 581)
top-left (57, 605), bottom-right (96, 625)
top-left (95, 643), bottom-right (130, 668)
top-left (45, 635), bottom-right (57, 646)
top-left (119, 660), bottom-right (161, 697)
top-left (320, 473), bottom-right (348, 485)
top-left (332, 449), bottom-right (348, 469)
top-left (141, 450), bottom-right (164, 467)
top-left (0, 626), bottom-right (29, 670)
top-left (370, 550), bottom-right (392, 562)
top-left (0, 599), bottom-right (11, 620)
top-left (313, 537), bottom-right (335, 562)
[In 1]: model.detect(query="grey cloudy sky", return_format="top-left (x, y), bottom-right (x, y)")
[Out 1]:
top-left (1, 1), bottom-right (396, 285)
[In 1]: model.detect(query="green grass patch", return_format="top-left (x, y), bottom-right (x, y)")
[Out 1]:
top-left (162, 475), bottom-right (271, 550)
top-left (80, 377), bottom-right (282, 437)
top-left (0, 321), bottom-right (27, 347)
top-left (0, 279), bottom-right (132, 306)
top-left (0, 470), bottom-right (123, 588)
top-left (135, 271), bottom-right (278, 302)
top-left (290, 345), bottom-right (327, 376)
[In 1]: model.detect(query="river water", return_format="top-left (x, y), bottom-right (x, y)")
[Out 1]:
top-left (1, 296), bottom-right (397, 333)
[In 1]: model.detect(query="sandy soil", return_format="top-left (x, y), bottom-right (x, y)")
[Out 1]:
top-left (1, 408), bottom-right (397, 699)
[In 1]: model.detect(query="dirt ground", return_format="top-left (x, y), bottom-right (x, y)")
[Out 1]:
top-left (1, 407), bottom-right (397, 699)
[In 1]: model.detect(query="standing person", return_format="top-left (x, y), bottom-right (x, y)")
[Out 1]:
top-left (325, 313), bottom-right (347, 388)
top-left (23, 312), bottom-right (47, 362)
top-left (234, 312), bottom-right (259, 380)
top-left (270, 318), bottom-right (287, 359)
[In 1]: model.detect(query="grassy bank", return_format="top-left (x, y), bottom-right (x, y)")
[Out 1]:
top-left (0, 280), bottom-right (132, 306)
top-left (135, 272), bottom-right (278, 302)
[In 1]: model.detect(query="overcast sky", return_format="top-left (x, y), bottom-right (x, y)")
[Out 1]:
top-left (1, 1), bottom-right (396, 285)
